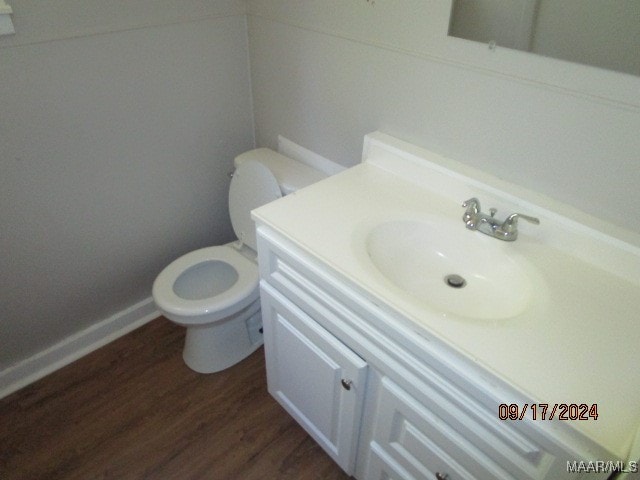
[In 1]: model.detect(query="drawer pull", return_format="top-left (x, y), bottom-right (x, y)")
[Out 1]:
top-left (435, 474), bottom-right (449, 480)
top-left (341, 379), bottom-right (353, 390)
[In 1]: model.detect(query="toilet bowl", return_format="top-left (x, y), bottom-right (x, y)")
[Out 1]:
top-left (154, 245), bottom-right (259, 326)
top-left (152, 243), bottom-right (262, 373)
top-left (152, 149), bottom-right (326, 373)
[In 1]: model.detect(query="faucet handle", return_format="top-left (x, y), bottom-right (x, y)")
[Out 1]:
top-left (501, 212), bottom-right (540, 233)
top-left (462, 198), bottom-right (481, 227)
top-left (462, 197), bottom-right (480, 212)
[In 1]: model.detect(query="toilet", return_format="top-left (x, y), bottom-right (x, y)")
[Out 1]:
top-left (152, 148), bottom-right (326, 373)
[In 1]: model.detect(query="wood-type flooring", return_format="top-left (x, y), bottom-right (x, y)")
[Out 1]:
top-left (0, 317), bottom-right (350, 480)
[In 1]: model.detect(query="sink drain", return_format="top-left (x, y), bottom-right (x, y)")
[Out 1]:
top-left (444, 274), bottom-right (467, 289)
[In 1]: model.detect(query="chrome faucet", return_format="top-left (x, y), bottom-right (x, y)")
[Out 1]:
top-left (462, 197), bottom-right (539, 241)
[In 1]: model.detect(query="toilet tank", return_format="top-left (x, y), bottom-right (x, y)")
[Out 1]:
top-left (234, 148), bottom-right (327, 195)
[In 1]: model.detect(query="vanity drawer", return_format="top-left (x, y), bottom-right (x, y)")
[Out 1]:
top-left (362, 375), bottom-right (543, 480)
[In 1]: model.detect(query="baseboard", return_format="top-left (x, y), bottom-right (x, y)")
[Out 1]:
top-left (277, 135), bottom-right (346, 176)
top-left (0, 297), bottom-right (159, 399)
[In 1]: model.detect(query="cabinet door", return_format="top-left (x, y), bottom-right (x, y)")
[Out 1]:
top-left (261, 283), bottom-right (368, 475)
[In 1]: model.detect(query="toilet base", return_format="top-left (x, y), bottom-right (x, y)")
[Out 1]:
top-left (182, 299), bottom-right (263, 373)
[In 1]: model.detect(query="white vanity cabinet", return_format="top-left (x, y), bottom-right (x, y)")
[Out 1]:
top-left (257, 225), bottom-right (612, 480)
top-left (260, 283), bottom-right (368, 474)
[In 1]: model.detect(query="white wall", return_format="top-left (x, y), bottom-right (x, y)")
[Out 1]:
top-left (247, 0), bottom-right (640, 235)
top-left (0, 0), bottom-right (254, 369)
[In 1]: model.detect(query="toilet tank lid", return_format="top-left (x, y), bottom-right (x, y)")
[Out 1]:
top-left (234, 148), bottom-right (327, 195)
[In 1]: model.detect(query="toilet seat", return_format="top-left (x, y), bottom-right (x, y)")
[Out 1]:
top-left (152, 244), bottom-right (259, 326)
top-left (229, 160), bottom-right (281, 250)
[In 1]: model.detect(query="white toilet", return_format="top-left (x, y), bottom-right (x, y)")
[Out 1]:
top-left (152, 148), bottom-right (326, 373)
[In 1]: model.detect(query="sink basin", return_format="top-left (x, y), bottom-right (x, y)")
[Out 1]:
top-left (365, 219), bottom-right (535, 320)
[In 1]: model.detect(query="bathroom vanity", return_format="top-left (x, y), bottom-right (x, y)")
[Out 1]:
top-left (252, 133), bottom-right (640, 479)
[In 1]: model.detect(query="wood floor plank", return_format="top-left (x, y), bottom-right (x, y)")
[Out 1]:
top-left (0, 318), bottom-right (351, 479)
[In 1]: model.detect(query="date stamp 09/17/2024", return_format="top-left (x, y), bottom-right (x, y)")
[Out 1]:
top-left (498, 403), bottom-right (598, 421)
top-left (499, 403), bottom-right (639, 475)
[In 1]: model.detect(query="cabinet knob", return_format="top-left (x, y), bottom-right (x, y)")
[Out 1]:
top-left (435, 474), bottom-right (449, 480)
top-left (340, 379), bottom-right (353, 390)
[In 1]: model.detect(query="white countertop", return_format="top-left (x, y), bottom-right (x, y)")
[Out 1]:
top-left (253, 136), bottom-right (640, 461)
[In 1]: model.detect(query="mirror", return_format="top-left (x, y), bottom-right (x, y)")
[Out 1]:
top-left (449, 0), bottom-right (640, 77)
